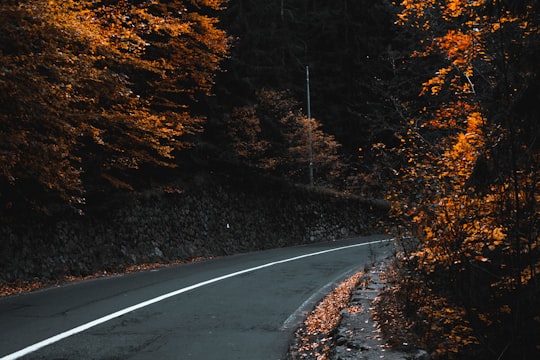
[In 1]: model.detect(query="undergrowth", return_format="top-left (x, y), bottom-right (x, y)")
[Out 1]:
top-left (373, 251), bottom-right (540, 360)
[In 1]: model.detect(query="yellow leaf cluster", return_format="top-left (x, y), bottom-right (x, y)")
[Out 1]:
top-left (415, 291), bottom-right (480, 357)
top-left (391, 1), bottom-right (540, 358)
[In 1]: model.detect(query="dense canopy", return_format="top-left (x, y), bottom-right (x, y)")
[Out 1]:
top-left (0, 0), bottom-right (229, 213)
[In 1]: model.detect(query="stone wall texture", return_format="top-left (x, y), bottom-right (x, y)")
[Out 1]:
top-left (0, 178), bottom-right (387, 284)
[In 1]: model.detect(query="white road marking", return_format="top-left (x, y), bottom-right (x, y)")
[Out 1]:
top-left (1, 238), bottom-right (393, 360)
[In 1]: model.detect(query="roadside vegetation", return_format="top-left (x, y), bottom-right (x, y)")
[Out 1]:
top-left (377, 1), bottom-right (540, 359)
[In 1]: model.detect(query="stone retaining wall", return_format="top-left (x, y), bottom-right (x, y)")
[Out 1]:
top-left (0, 179), bottom-right (386, 284)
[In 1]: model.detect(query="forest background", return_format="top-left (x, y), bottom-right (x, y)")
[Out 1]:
top-left (0, 0), bottom-right (538, 359)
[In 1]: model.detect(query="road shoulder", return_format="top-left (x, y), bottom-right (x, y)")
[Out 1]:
top-left (285, 259), bottom-right (430, 360)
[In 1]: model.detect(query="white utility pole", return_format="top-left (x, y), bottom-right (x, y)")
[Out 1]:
top-left (306, 65), bottom-right (314, 187)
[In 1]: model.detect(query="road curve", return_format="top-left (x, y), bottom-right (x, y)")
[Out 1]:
top-left (0, 235), bottom-right (394, 360)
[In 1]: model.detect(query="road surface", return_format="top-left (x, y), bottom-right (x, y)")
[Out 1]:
top-left (0, 235), bottom-right (394, 360)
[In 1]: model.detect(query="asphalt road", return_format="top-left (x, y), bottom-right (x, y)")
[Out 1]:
top-left (0, 235), bottom-right (394, 360)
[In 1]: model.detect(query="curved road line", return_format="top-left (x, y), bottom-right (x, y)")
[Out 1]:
top-left (1, 238), bottom-right (393, 360)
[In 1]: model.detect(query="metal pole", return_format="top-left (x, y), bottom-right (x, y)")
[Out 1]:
top-left (306, 65), bottom-right (314, 187)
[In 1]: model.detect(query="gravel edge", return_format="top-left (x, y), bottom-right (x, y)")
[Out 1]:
top-left (285, 259), bottom-right (430, 360)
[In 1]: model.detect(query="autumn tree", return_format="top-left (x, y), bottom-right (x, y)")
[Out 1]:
top-left (0, 0), bottom-right (229, 215)
top-left (387, 0), bottom-right (539, 358)
top-left (227, 89), bottom-right (343, 187)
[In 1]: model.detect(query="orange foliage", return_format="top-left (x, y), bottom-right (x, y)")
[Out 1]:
top-left (294, 271), bottom-right (366, 360)
top-left (227, 89), bottom-right (343, 186)
top-left (390, 0), bottom-right (540, 358)
top-left (0, 0), bottom-right (230, 212)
